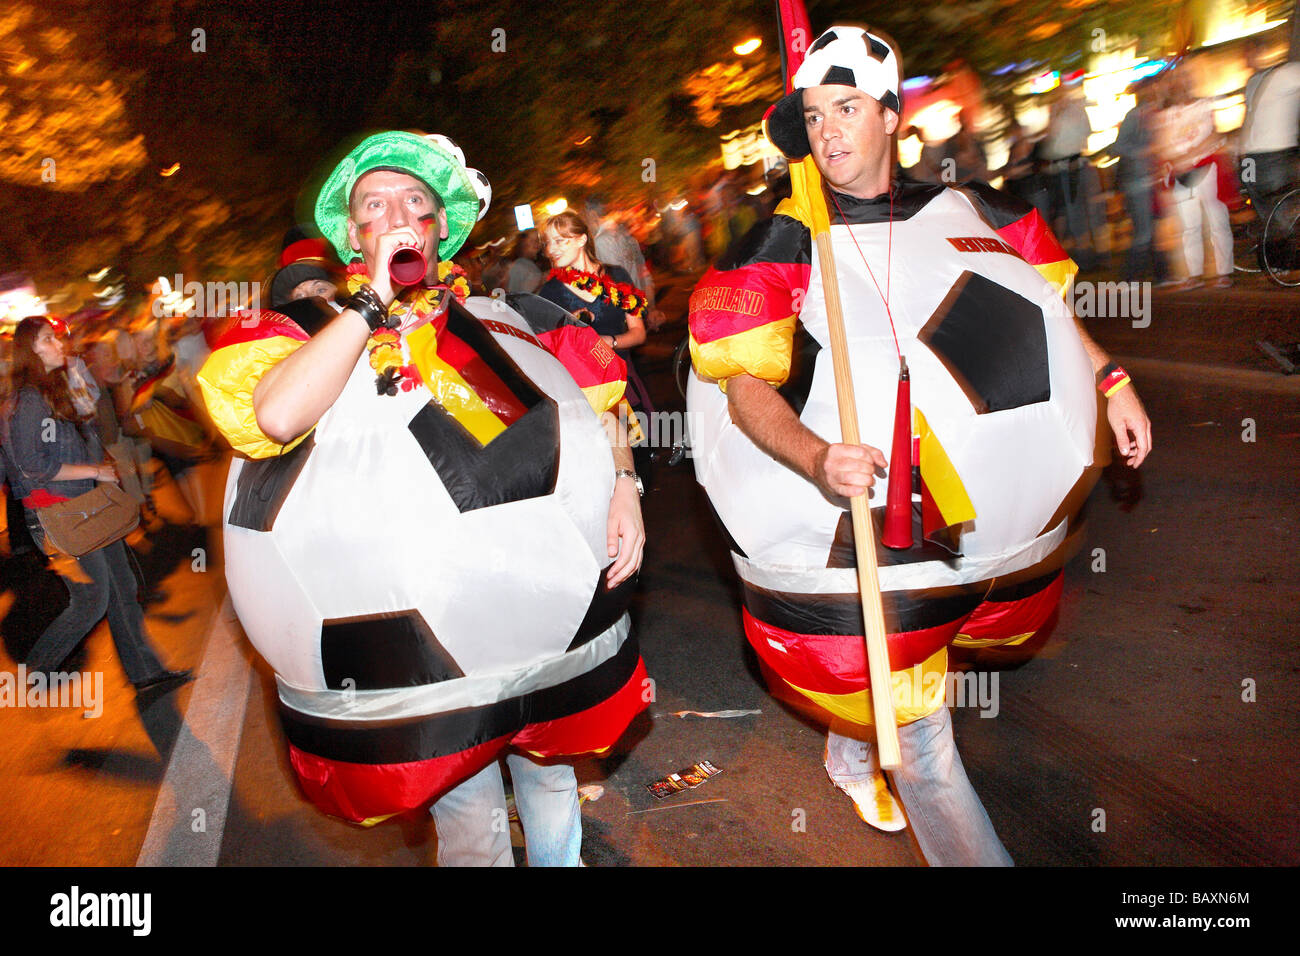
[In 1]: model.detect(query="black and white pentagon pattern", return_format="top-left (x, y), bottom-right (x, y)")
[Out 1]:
top-left (917, 270), bottom-right (1051, 415)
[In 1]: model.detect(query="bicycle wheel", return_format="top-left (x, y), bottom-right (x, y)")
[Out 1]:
top-left (673, 334), bottom-right (693, 401)
top-left (1263, 187), bottom-right (1300, 287)
top-left (1234, 239), bottom-right (1263, 274)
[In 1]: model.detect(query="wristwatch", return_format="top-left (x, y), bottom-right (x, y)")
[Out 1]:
top-left (615, 468), bottom-right (643, 497)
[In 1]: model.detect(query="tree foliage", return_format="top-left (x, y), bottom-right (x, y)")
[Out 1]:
top-left (362, 0), bottom-right (784, 238)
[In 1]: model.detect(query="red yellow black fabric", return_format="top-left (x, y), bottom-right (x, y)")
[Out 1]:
top-left (962, 181), bottom-right (1077, 296)
top-left (953, 570), bottom-right (1063, 648)
top-left (129, 368), bottom-right (169, 414)
top-left (280, 633), bottom-right (647, 823)
top-left (427, 305), bottom-right (535, 430)
top-left (197, 310), bottom-right (313, 458)
top-left (688, 214), bottom-right (811, 387)
top-left (744, 606), bottom-right (952, 727)
top-left (914, 407), bottom-right (976, 548)
top-left (534, 324), bottom-right (627, 416)
top-left (743, 608), bottom-right (958, 696)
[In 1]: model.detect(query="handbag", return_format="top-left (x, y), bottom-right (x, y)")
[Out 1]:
top-left (35, 483), bottom-right (139, 556)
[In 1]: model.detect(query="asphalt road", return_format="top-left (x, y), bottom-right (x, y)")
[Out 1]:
top-left (2, 272), bottom-right (1296, 876)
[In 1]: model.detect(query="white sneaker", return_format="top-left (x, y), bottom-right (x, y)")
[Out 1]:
top-left (834, 772), bottom-right (908, 832)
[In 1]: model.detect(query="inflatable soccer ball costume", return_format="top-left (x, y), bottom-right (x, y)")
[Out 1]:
top-left (200, 133), bottom-right (645, 823)
top-left (688, 29), bottom-right (1102, 731)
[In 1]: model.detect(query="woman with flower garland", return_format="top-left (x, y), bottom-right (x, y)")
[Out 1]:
top-left (539, 211), bottom-right (656, 424)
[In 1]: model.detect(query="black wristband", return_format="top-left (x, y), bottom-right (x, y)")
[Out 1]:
top-left (346, 284), bottom-right (393, 332)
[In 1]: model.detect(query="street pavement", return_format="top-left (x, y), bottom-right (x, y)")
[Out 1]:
top-left (2, 270), bottom-right (1296, 875)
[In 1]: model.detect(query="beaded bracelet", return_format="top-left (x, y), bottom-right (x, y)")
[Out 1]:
top-left (345, 283), bottom-right (394, 332)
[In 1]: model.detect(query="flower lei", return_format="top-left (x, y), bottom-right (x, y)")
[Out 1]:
top-left (345, 260), bottom-right (471, 396)
top-left (546, 267), bottom-right (648, 322)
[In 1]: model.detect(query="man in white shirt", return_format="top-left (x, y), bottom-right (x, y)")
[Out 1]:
top-left (587, 196), bottom-right (654, 308)
top-left (1040, 85), bottom-right (1099, 270)
top-left (1239, 36), bottom-right (1300, 215)
top-left (505, 229), bottom-right (545, 293)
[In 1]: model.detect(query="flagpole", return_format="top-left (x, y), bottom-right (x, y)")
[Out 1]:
top-left (814, 228), bottom-right (902, 770)
top-left (775, 0), bottom-right (901, 768)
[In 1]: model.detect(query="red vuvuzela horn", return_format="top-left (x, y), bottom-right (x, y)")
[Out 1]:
top-left (388, 247), bottom-right (427, 287)
top-left (882, 357), bottom-right (913, 550)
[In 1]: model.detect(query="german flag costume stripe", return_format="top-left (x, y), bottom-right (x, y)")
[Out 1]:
top-left (280, 618), bottom-right (645, 824)
top-left (688, 216), bottom-right (812, 389)
top-left (954, 569), bottom-right (1064, 649)
top-left (962, 181), bottom-right (1077, 298)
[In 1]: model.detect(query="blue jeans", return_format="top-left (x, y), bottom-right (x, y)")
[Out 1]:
top-left (24, 518), bottom-right (166, 687)
top-left (1121, 179), bottom-right (1167, 282)
top-left (1241, 149), bottom-right (1299, 215)
top-left (826, 706), bottom-right (1012, 866)
top-left (1046, 158), bottom-right (1099, 271)
top-left (429, 753), bottom-right (582, 867)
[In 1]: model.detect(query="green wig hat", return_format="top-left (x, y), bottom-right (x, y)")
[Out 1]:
top-left (314, 131), bottom-right (492, 263)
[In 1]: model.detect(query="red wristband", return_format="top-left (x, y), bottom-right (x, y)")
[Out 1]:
top-left (1098, 363), bottom-right (1131, 397)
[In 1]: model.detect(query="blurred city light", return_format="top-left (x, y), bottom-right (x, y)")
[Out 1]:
top-left (1022, 71), bottom-right (1060, 95)
top-left (721, 123), bottom-right (781, 170)
top-left (1201, 6), bottom-right (1288, 47)
top-left (1128, 59), bottom-right (1168, 81)
top-left (733, 38), bottom-right (761, 56)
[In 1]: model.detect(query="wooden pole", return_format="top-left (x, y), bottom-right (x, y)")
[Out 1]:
top-left (814, 230), bottom-right (902, 770)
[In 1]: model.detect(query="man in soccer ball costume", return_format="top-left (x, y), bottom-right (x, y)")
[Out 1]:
top-left (688, 27), bottom-right (1151, 864)
top-left (200, 132), bottom-right (647, 866)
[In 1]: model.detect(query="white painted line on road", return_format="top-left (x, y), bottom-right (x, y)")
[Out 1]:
top-left (136, 594), bottom-right (251, 867)
top-left (1119, 356), bottom-right (1300, 396)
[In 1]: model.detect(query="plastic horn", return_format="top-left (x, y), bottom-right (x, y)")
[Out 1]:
top-left (388, 246), bottom-right (428, 287)
top-left (881, 358), bottom-right (914, 550)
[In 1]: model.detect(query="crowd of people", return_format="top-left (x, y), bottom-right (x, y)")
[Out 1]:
top-left (907, 34), bottom-right (1300, 288)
